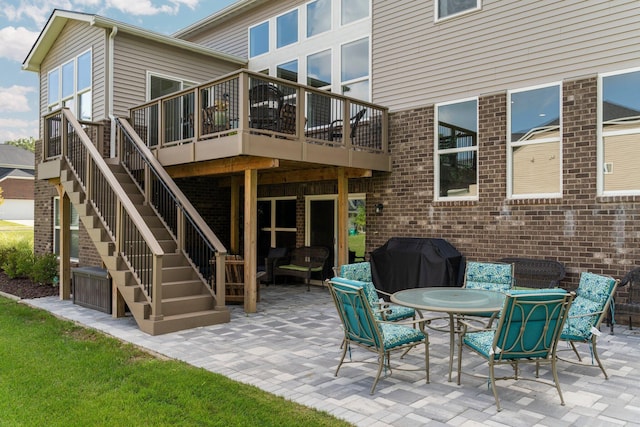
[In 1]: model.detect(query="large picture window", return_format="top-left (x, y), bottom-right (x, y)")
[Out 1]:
top-left (508, 84), bottom-right (562, 198)
top-left (53, 197), bottom-right (79, 260)
top-left (47, 50), bottom-right (92, 120)
top-left (248, 0), bottom-right (370, 102)
top-left (436, 0), bottom-right (480, 20)
top-left (599, 69), bottom-right (640, 195)
top-left (435, 99), bottom-right (478, 199)
top-left (257, 198), bottom-right (297, 261)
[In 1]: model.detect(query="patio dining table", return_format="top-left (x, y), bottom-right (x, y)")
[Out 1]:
top-left (391, 287), bottom-right (505, 383)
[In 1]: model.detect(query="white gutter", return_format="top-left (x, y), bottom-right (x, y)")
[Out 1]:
top-left (108, 25), bottom-right (118, 158)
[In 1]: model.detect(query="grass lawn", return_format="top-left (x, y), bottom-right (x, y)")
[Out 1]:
top-left (0, 220), bottom-right (34, 245)
top-left (0, 298), bottom-right (351, 426)
top-left (348, 233), bottom-right (365, 260)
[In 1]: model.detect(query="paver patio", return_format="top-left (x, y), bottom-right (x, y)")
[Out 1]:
top-left (24, 284), bottom-right (640, 426)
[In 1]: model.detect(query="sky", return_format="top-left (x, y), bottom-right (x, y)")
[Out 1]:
top-left (0, 0), bottom-right (239, 144)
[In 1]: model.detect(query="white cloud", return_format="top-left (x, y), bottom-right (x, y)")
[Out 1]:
top-left (0, 118), bottom-right (39, 142)
top-left (106, 0), bottom-right (176, 16)
top-left (0, 85), bottom-right (35, 113)
top-left (0, 26), bottom-right (39, 62)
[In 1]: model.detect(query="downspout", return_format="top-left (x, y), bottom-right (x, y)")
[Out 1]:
top-left (108, 26), bottom-right (118, 158)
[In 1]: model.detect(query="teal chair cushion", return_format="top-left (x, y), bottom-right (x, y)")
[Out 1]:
top-left (330, 276), bottom-right (415, 321)
top-left (561, 272), bottom-right (616, 341)
top-left (339, 262), bottom-right (372, 282)
top-left (379, 323), bottom-right (426, 350)
top-left (465, 262), bottom-right (513, 292)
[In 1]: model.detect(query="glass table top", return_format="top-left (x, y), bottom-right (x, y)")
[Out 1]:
top-left (391, 287), bottom-right (505, 314)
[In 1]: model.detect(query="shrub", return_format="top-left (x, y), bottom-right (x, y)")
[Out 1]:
top-left (30, 253), bottom-right (59, 285)
top-left (2, 240), bottom-right (34, 279)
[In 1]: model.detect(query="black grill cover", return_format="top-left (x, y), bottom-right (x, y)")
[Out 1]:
top-left (370, 237), bottom-right (465, 294)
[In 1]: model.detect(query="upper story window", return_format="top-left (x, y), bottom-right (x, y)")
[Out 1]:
top-left (599, 69), bottom-right (640, 195)
top-left (507, 83), bottom-right (562, 199)
top-left (435, 99), bottom-right (478, 200)
top-left (249, 21), bottom-right (269, 57)
top-left (248, 0), bottom-right (371, 102)
top-left (341, 0), bottom-right (369, 25)
top-left (47, 50), bottom-right (92, 120)
top-left (307, 0), bottom-right (331, 37)
top-left (277, 9), bottom-right (298, 48)
top-left (436, 0), bottom-right (480, 20)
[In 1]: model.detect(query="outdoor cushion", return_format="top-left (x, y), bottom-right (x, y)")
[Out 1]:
top-left (340, 262), bottom-right (372, 282)
top-left (465, 262), bottom-right (513, 292)
top-left (379, 323), bottom-right (426, 350)
top-left (561, 272), bottom-right (617, 340)
top-left (330, 277), bottom-right (414, 321)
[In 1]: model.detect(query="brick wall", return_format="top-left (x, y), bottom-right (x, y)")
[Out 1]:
top-left (367, 76), bottom-right (640, 290)
top-left (1, 178), bottom-right (34, 199)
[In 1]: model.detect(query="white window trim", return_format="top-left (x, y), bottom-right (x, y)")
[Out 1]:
top-left (146, 71), bottom-right (197, 101)
top-left (53, 196), bottom-right (79, 262)
top-left (46, 48), bottom-right (92, 119)
top-left (597, 67), bottom-right (640, 196)
top-left (306, 0), bottom-right (333, 40)
top-left (248, 20), bottom-right (270, 59)
top-left (275, 7), bottom-right (301, 50)
top-left (507, 82), bottom-right (563, 200)
top-left (435, 0), bottom-right (482, 22)
top-left (248, 0), bottom-right (371, 101)
top-left (434, 97), bottom-right (479, 201)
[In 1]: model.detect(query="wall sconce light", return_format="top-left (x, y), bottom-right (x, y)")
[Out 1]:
top-left (375, 203), bottom-right (384, 214)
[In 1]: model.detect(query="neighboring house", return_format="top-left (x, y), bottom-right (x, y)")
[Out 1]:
top-left (0, 144), bottom-right (35, 221)
top-left (23, 1), bottom-right (640, 334)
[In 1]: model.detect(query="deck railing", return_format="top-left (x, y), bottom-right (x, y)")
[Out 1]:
top-left (129, 69), bottom-right (388, 153)
top-left (44, 108), bottom-right (165, 317)
top-left (116, 118), bottom-right (228, 303)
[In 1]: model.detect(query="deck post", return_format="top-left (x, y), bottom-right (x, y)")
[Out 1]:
top-left (244, 169), bottom-right (258, 313)
top-left (337, 168), bottom-right (349, 269)
top-left (57, 187), bottom-right (71, 300)
top-left (230, 175), bottom-right (241, 254)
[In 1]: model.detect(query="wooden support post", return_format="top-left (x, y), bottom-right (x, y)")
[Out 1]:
top-left (337, 168), bottom-right (349, 269)
top-left (230, 175), bottom-right (241, 254)
top-left (57, 188), bottom-right (71, 300)
top-left (244, 169), bottom-right (258, 313)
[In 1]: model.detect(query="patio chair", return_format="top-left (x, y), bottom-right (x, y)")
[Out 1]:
top-left (559, 272), bottom-right (619, 378)
top-left (328, 280), bottom-right (429, 394)
top-left (329, 108), bottom-right (367, 142)
top-left (609, 267), bottom-right (640, 333)
top-left (463, 261), bottom-right (514, 325)
top-left (459, 290), bottom-right (574, 411)
top-left (338, 262), bottom-right (417, 322)
top-left (249, 83), bottom-right (284, 131)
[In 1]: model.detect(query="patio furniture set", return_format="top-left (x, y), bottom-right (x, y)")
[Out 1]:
top-left (328, 260), bottom-right (620, 412)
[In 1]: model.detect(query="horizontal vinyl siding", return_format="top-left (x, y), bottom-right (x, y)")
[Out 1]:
top-left (373, 0), bottom-right (640, 112)
top-left (39, 21), bottom-right (106, 129)
top-left (182, 0), bottom-right (303, 59)
top-left (112, 33), bottom-right (242, 117)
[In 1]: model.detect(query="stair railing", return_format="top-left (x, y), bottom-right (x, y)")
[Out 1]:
top-left (115, 118), bottom-right (228, 307)
top-left (47, 108), bottom-right (166, 320)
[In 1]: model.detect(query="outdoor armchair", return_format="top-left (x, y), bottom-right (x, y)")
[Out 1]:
top-left (559, 271), bottom-right (619, 378)
top-left (459, 290), bottom-right (574, 411)
top-left (338, 262), bottom-right (416, 322)
top-left (328, 280), bottom-right (429, 394)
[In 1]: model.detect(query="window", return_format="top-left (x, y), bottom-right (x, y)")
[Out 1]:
top-left (341, 38), bottom-right (369, 100)
top-left (46, 50), bottom-right (92, 120)
top-left (341, 0), bottom-right (369, 25)
top-left (257, 198), bottom-right (297, 261)
top-left (307, 0), bottom-right (331, 37)
top-left (149, 74), bottom-right (182, 100)
top-left (436, 0), bottom-right (480, 20)
top-left (249, 21), bottom-right (269, 57)
top-left (277, 9), bottom-right (298, 48)
top-left (248, 1), bottom-right (371, 102)
top-left (508, 84), bottom-right (561, 198)
top-left (277, 60), bottom-right (298, 83)
top-left (53, 197), bottom-right (79, 260)
top-left (307, 50), bottom-right (331, 88)
top-left (435, 99), bottom-right (478, 199)
top-left (599, 69), bottom-right (640, 195)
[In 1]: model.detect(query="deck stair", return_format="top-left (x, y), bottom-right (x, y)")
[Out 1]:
top-left (48, 108), bottom-right (229, 335)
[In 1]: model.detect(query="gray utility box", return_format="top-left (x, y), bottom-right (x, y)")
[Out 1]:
top-left (72, 267), bottom-right (111, 314)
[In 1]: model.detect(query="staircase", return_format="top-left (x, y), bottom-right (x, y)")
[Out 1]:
top-left (46, 108), bottom-right (230, 335)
